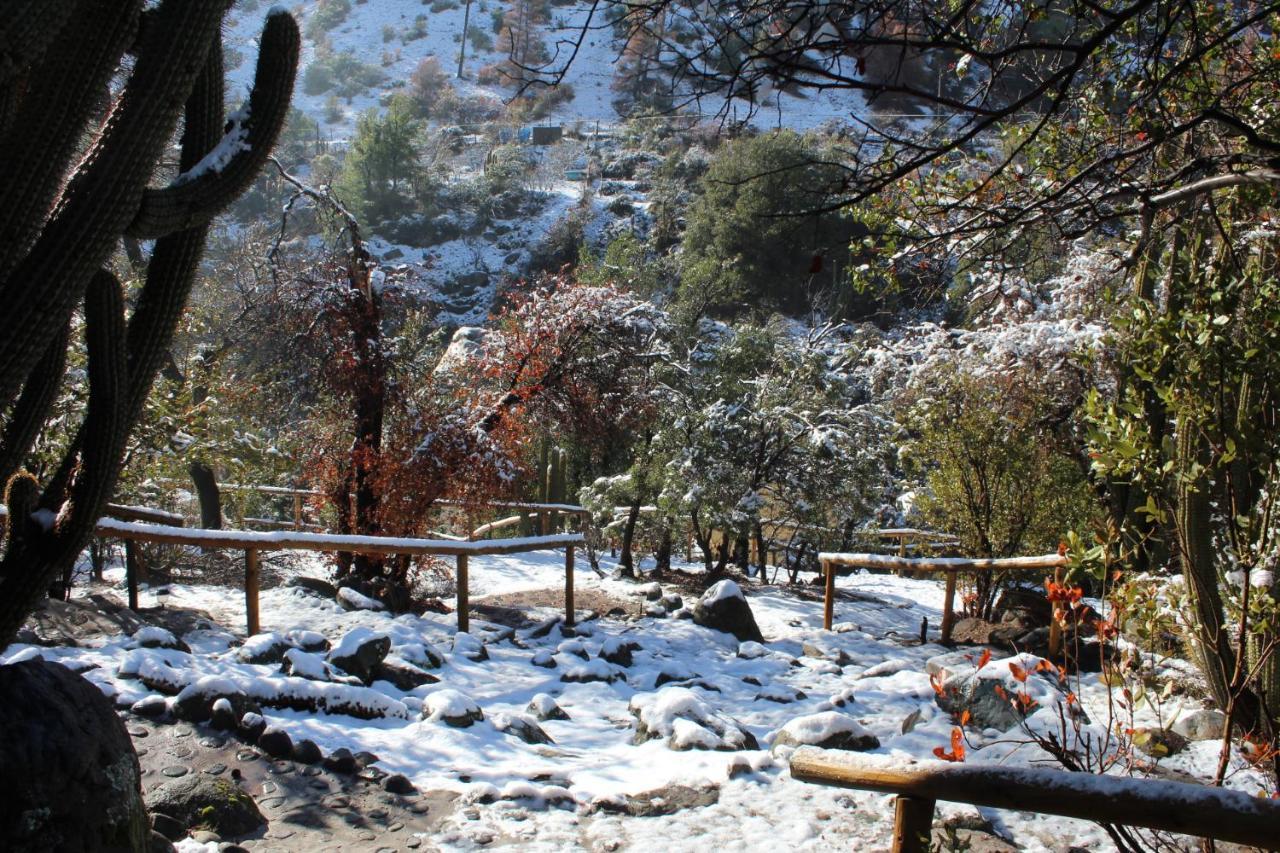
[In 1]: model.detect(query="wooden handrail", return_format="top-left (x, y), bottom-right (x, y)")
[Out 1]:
top-left (104, 503), bottom-right (186, 526)
top-left (790, 749), bottom-right (1280, 852)
top-left (94, 518), bottom-right (583, 635)
top-left (818, 552), bottom-right (1068, 642)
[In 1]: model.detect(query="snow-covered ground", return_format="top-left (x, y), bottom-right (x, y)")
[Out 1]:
top-left (7, 548), bottom-right (1270, 851)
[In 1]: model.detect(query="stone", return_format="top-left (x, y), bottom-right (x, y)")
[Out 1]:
top-left (238, 712), bottom-right (266, 744)
top-left (1171, 709), bottom-right (1228, 742)
top-left (132, 694), bottom-right (170, 719)
top-left (691, 580), bottom-right (764, 643)
top-left (1131, 727), bottom-right (1188, 758)
top-left (132, 627), bottom-right (191, 653)
top-left (257, 727), bottom-right (294, 759)
top-left (151, 811), bottom-right (186, 841)
top-left (0, 660), bottom-right (150, 852)
top-left (452, 632), bottom-right (489, 662)
top-left (148, 829), bottom-right (177, 853)
top-left (492, 712), bottom-right (554, 745)
top-left (934, 654), bottom-right (1085, 732)
top-left (994, 587), bottom-right (1052, 628)
top-left (145, 775), bottom-right (266, 837)
top-left (327, 628), bottom-right (392, 683)
top-left (322, 747), bottom-right (358, 775)
top-left (291, 739), bottom-right (323, 765)
top-left (630, 687), bottom-right (758, 751)
top-left (422, 689), bottom-right (484, 727)
top-left (173, 679), bottom-right (259, 725)
top-left (526, 693), bottom-right (569, 721)
top-left (530, 650), bottom-right (556, 668)
top-left (598, 637), bottom-right (639, 668)
top-left (191, 830), bottom-right (221, 843)
top-left (161, 766), bottom-right (189, 778)
top-left (396, 642), bottom-right (445, 669)
top-left (383, 773), bottom-right (417, 795)
top-left (237, 632), bottom-right (291, 665)
top-left (596, 784), bottom-right (721, 817)
top-left (770, 712), bottom-right (880, 752)
top-left (371, 660), bottom-right (440, 690)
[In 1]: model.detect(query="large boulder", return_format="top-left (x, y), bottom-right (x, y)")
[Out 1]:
top-left (0, 660), bottom-right (150, 852)
top-left (993, 587), bottom-right (1052, 629)
top-left (144, 775), bottom-right (265, 838)
top-left (327, 627), bottom-right (391, 683)
top-left (1171, 709), bottom-right (1228, 742)
top-left (933, 653), bottom-right (1084, 732)
top-left (690, 580), bottom-right (764, 643)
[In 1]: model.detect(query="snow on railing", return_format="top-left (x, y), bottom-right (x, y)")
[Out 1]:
top-left (790, 749), bottom-right (1280, 851)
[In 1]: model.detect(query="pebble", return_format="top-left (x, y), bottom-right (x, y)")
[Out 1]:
top-left (264, 829), bottom-right (295, 840)
top-left (135, 748), bottom-right (149, 758)
top-left (367, 807), bottom-right (388, 820)
top-left (406, 840), bottom-right (422, 849)
top-left (408, 802), bottom-right (431, 814)
top-left (309, 780), bottom-right (329, 791)
top-left (258, 796), bottom-right (286, 810)
top-left (200, 736), bottom-right (226, 748)
top-left (323, 796), bottom-right (350, 809)
top-left (261, 781), bottom-right (278, 794)
top-left (269, 761), bottom-right (295, 775)
top-left (204, 763), bottom-right (227, 776)
top-left (161, 765), bottom-right (189, 778)
top-left (342, 813), bottom-right (364, 827)
top-left (236, 750), bottom-right (259, 762)
top-left (191, 830), bottom-right (220, 843)
top-left (127, 727), bottom-right (149, 738)
top-left (300, 766), bottom-right (323, 777)
top-left (171, 746), bottom-right (194, 759)
top-left (388, 822), bottom-right (404, 832)
top-left (357, 832), bottom-right (376, 841)
top-left (172, 726), bottom-right (193, 738)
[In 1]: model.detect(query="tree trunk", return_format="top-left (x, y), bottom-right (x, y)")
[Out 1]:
top-left (654, 525), bottom-right (671, 577)
top-left (188, 460), bottom-right (221, 530)
top-left (619, 494), bottom-right (641, 578)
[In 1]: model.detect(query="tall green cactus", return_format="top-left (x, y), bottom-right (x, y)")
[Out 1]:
top-left (0, 0), bottom-right (299, 649)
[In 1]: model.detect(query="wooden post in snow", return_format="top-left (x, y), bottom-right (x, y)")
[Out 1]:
top-left (564, 544), bottom-right (575, 627)
top-left (125, 540), bottom-right (140, 611)
top-left (456, 553), bottom-right (469, 633)
top-left (245, 549), bottom-right (261, 636)
top-left (822, 559), bottom-right (835, 630)
top-left (293, 493), bottom-right (304, 530)
top-left (892, 795), bottom-right (935, 853)
top-left (940, 570), bottom-right (958, 645)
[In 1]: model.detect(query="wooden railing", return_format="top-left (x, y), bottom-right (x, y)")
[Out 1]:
top-left (94, 517), bottom-right (582, 636)
top-left (789, 749), bottom-right (1280, 852)
top-left (818, 551), bottom-right (1068, 643)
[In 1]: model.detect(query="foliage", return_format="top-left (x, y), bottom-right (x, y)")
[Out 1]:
top-left (335, 101), bottom-right (424, 226)
top-left (678, 130), bottom-right (864, 319)
top-left (302, 49), bottom-right (386, 98)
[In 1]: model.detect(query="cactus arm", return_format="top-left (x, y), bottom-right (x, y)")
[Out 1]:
top-left (0, 320), bottom-right (71, 486)
top-left (0, 0), bottom-right (227, 412)
top-left (0, 0), bottom-right (140, 276)
top-left (126, 10), bottom-right (300, 240)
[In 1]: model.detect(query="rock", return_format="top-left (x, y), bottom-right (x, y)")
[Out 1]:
top-left (802, 643), bottom-right (852, 666)
top-left (396, 642), bottom-right (445, 669)
top-left (145, 775), bottom-right (266, 837)
top-left (754, 685), bottom-right (806, 704)
top-left (770, 712), bottom-right (879, 752)
top-left (131, 694), bottom-right (170, 719)
top-left (691, 580), bottom-right (764, 643)
top-left (1131, 727), bottom-right (1188, 758)
top-left (238, 712), bottom-right (266, 743)
top-left (530, 650), bottom-right (556, 668)
top-left (555, 639), bottom-right (589, 660)
top-left (336, 586), bottom-right (386, 612)
top-left (150, 811), bottom-right (186, 841)
top-left (148, 828), bottom-right (177, 852)
top-left (322, 747), bottom-right (358, 775)
top-left (597, 784), bottom-right (720, 817)
top-left (630, 687), bottom-right (758, 751)
top-left (327, 627), bottom-right (392, 682)
top-left (236, 632), bottom-right (290, 665)
top-left (383, 773), bottom-right (416, 796)
top-left (451, 632), bottom-right (489, 662)
top-left (173, 678), bottom-right (258, 724)
top-left (994, 587), bottom-right (1052, 629)
top-left (736, 641), bottom-right (768, 659)
top-left (257, 727), bottom-right (294, 759)
top-left (291, 739), bottom-right (323, 765)
top-left (286, 576), bottom-right (338, 599)
top-left (1171, 709), bottom-right (1228, 742)
top-left (934, 653), bottom-right (1084, 732)
top-left (190, 830), bottom-right (220, 844)
top-left (209, 698), bottom-right (239, 731)
top-left (131, 626), bottom-right (190, 653)
top-left (527, 693), bottom-right (569, 721)
top-left (283, 630), bottom-right (329, 653)
top-left (560, 659), bottom-right (624, 684)
top-left (371, 659), bottom-right (440, 690)
top-left (637, 582), bottom-right (663, 601)
top-left (598, 637), bottom-right (639, 667)
top-left (492, 712), bottom-right (554, 745)
top-left (422, 689), bottom-right (484, 727)
top-left (924, 651), bottom-right (976, 678)
top-left (353, 750), bottom-right (380, 769)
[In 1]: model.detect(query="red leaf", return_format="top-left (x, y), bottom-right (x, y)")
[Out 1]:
top-left (1009, 662), bottom-right (1028, 683)
top-left (977, 649), bottom-right (992, 670)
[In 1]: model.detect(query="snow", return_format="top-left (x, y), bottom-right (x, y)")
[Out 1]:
top-left (422, 688), bottom-right (481, 722)
top-left (771, 711), bottom-right (872, 745)
top-left (130, 626), bottom-right (178, 648)
top-left (330, 626), bottom-right (389, 660)
top-left (27, 545), bottom-right (1273, 851)
top-left (701, 579), bottom-right (744, 604)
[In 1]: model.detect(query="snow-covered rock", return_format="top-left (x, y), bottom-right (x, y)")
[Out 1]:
top-left (934, 653), bottom-right (1081, 732)
top-left (598, 637), bottom-right (639, 667)
top-left (395, 641), bottom-right (445, 669)
top-left (769, 712), bottom-right (879, 753)
top-left (527, 692), bottom-right (569, 721)
top-left (422, 689), bottom-right (483, 727)
top-left (1172, 709), bottom-right (1228, 742)
top-left (452, 632), bottom-right (489, 662)
top-left (130, 626), bottom-right (188, 652)
top-left (492, 711), bottom-right (554, 745)
top-left (630, 687), bottom-right (758, 751)
top-left (237, 632), bottom-right (289, 664)
top-left (337, 586), bottom-right (386, 612)
top-left (691, 580), bottom-right (764, 643)
top-left (327, 627), bottom-right (391, 682)
top-left (173, 675), bottom-right (257, 724)
top-left (560, 658), bottom-right (624, 684)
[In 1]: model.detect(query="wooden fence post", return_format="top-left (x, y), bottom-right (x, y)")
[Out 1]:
top-left (822, 559), bottom-right (835, 630)
top-left (892, 795), bottom-right (935, 853)
top-left (125, 540), bottom-right (140, 611)
top-left (293, 493), bottom-right (303, 530)
top-left (456, 553), bottom-right (469, 633)
top-left (564, 545), bottom-right (575, 627)
top-left (940, 570), bottom-right (957, 645)
top-left (245, 548), bottom-right (260, 636)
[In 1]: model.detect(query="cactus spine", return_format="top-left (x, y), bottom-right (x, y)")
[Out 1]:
top-left (0, 0), bottom-right (299, 649)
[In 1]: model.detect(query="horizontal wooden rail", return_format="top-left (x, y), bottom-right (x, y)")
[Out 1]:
top-left (105, 503), bottom-right (186, 526)
top-left (818, 552), bottom-right (1068, 642)
top-left (94, 519), bottom-right (583, 635)
top-left (790, 749), bottom-right (1280, 852)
